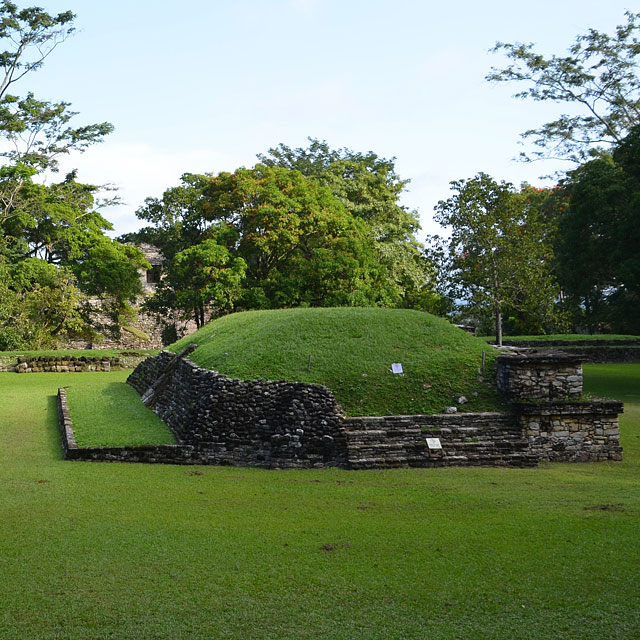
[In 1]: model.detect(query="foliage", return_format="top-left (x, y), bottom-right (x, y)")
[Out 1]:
top-left (258, 138), bottom-right (432, 305)
top-left (487, 11), bottom-right (640, 162)
top-left (557, 127), bottom-right (640, 333)
top-left (0, 2), bottom-right (112, 170)
top-left (0, 3), bottom-right (138, 349)
top-left (167, 239), bottom-right (246, 328)
top-left (433, 173), bottom-right (561, 344)
top-left (168, 307), bottom-right (501, 416)
top-left (0, 256), bottom-right (93, 349)
top-left (133, 164), bottom-right (404, 321)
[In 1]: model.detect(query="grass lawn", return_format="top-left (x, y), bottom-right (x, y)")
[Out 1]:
top-left (168, 308), bottom-right (503, 416)
top-left (0, 365), bottom-right (638, 639)
top-left (64, 372), bottom-right (176, 447)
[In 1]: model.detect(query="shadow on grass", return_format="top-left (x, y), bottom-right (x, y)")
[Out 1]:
top-left (45, 394), bottom-right (65, 461)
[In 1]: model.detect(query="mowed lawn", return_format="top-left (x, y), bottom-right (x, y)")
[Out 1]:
top-left (0, 367), bottom-right (638, 639)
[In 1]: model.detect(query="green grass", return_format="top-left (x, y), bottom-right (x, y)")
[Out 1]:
top-left (168, 308), bottom-right (502, 416)
top-left (482, 334), bottom-right (640, 342)
top-left (64, 371), bottom-right (176, 447)
top-left (0, 365), bottom-right (638, 638)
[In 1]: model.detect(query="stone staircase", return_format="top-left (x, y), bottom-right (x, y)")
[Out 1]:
top-left (344, 418), bottom-right (537, 469)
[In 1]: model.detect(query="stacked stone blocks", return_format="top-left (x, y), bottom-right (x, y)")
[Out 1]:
top-left (56, 348), bottom-right (624, 468)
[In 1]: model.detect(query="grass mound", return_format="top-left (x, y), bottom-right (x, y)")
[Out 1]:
top-left (169, 308), bottom-right (502, 416)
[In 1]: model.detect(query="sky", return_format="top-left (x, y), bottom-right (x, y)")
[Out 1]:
top-left (22, 0), bottom-right (637, 240)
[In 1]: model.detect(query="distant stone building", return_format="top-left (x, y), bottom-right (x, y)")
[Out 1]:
top-left (65, 243), bottom-right (200, 350)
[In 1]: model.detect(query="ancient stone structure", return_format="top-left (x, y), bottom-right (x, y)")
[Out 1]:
top-left (56, 348), bottom-right (624, 469)
top-left (64, 243), bottom-right (202, 351)
top-left (16, 355), bottom-right (121, 373)
top-left (496, 351), bottom-right (583, 399)
top-left (515, 400), bottom-right (623, 462)
top-left (2, 353), bottom-right (148, 373)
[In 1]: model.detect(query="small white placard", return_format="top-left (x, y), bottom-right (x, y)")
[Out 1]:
top-left (426, 438), bottom-right (442, 450)
top-left (391, 363), bottom-right (403, 374)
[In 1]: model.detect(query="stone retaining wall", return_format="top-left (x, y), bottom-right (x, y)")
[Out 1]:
top-left (128, 351), bottom-right (348, 468)
top-left (56, 349), bottom-right (624, 469)
top-left (1, 353), bottom-right (149, 373)
top-left (550, 346), bottom-right (640, 364)
top-left (344, 413), bottom-right (537, 468)
top-left (497, 352), bottom-right (583, 400)
top-left (18, 355), bottom-right (121, 373)
top-left (515, 400), bottom-right (624, 462)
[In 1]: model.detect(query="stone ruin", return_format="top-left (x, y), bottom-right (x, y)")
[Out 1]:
top-left (56, 347), bottom-right (623, 468)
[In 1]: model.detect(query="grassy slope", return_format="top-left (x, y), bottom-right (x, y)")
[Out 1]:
top-left (64, 372), bottom-right (176, 447)
top-left (0, 366), bottom-right (638, 639)
top-left (169, 308), bottom-right (501, 416)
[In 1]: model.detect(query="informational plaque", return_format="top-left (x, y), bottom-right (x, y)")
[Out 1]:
top-left (425, 438), bottom-right (442, 450)
top-left (391, 363), bottom-right (403, 374)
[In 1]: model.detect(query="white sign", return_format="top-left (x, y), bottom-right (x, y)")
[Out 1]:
top-left (426, 438), bottom-right (442, 450)
top-left (391, 363), bottom-right (403, 374)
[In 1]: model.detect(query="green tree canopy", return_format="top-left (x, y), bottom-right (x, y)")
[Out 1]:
top-left (257, 139), bottom-right (430, 305)
top-left (557, 126), bottom-right (640, 333)
top-left (487, 11), bottom-right (640, 162)
top-left (132, 164), bottom-right (401, 321)
top-left (433, 173), bottom-right (560, 344)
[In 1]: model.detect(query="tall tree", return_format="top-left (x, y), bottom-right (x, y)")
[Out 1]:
top-left (487, 11), bottom-right (640, 162)
top-left (132, 165), bottom-right (397, 319)
top-left (258, 139), bottom-right (431, 305)
top-left (434, 173), bottom-right (559, 345)
top-left (557, 127), bottom-right (640, 333)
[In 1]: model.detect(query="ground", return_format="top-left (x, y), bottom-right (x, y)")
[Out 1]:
top-left (0, 364), bottom-right (638, 639)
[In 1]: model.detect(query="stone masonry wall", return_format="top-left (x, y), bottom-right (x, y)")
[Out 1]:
top-left (344, 413), bottom-right (537, 468)
top-left (55, 349), bottom-right (623, 469)
top-left (515, 401), bottom-right (624, 462)
top-left (17, 355), bottom-right (121, 373)
top-left (127, 351), bottom-right (348, 468)
top-left (497, 352), bottom-right (583, 400)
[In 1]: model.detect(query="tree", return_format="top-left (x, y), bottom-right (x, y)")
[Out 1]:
top-left (0, 2), bottom-right (112, 171)
top-left (487, 11), bottom-right (640, 162)
top-left (130, 165), bottom-right (397, 319)
top-left (165, 240), bottom-right (246, 328)
top-left (557, 127), bottom-right (640, 333)
top-left (2, 256), bottom-right (93, 349)
top-left (434, 173), bottom-right (560, 345)
top-left (258, 139), bottom-right (431, 306)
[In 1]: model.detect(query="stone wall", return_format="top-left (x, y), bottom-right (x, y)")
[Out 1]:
top-left (497, 352), bottom-right (583, 400)
top-left (547, 346), bottom-right (640, 364)
top-left (344, 413), bottom-right (536, 468)
top-left (128, 351), bottom-right (348, 468)
top-left (515, 400), bottom-right (624, 462)
top-left (55, 349), bottom-right (623, 469)
top-left (16, 355), bottom-right (121, 373)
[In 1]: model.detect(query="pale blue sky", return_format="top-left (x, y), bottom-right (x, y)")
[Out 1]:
top-left (26, 0), bottom-right (637, 238)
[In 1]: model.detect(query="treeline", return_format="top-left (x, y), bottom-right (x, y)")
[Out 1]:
top-left (0, 4), bottom-right (147, 350)
top-left (120, 140), bottom-right (437, 338)
top-left (1, 3), bottom-right (639, 351)
top-left (430, 127), bottom-right (640, 340)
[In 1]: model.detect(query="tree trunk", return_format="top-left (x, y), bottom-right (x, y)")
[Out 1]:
top-left (495, 307), bottom-right (503, 347)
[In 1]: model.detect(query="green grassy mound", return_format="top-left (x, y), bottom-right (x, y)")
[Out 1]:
top-left (169, 308), bottom-right (502, 416)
